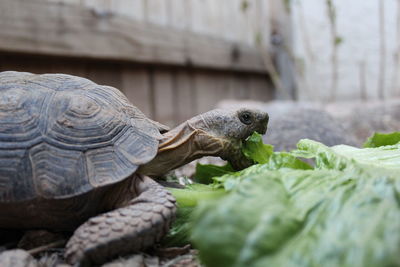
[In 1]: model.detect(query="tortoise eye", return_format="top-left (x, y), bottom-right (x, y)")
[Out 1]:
top-left (239, 111), bottom-right (253, 125)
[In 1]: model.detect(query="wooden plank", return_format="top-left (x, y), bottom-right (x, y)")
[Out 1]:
top-left (82, 0), bottom-right (111, 11)
top-left (236, 0), bottom-right (252, 45)
top-left (269, 0), bottom-right (297, 99)
top-left (257, 0), bottom-right (271, 45)
top-left (169, 0), bottom-right (191, 30)
top-left (0, 54), bottom-right (59, 74)
top-left (49, 62), bottom-right (88, 77)
top-left (174, 70), bottom-right (196, 122)
top-left (194, 72), bottom-right (214, 114)
top-left (229, 73), bottom-right (250, 100)
top-left (233, 0), bottom-right (248, 43)
top-left (248, 74), bottom-right (274, 101)
top-left (191, 0), bottom-right (208, 35)
top-left (85, 63), bottom-right (122, 89)
top-left (153, 70), bottom-right (175, 126)
top-left (244, 0), bottom-right (258, 45)
top-left (112, 0), bottom-right (145, 20)
top-left (48, 0), bottom-right (81, 4)
top-left (221, 0), bottom-right (238, 42)
top-left (202, 0), bottom-right (220, 37)
top-left (194, 71), bottom-right (230, 114)
top-left (121, 68), bottom-right (152, 117)
top-left (0, 53), bottom-right (88, 77)
top-left (146, 0), bottom-right (169, 26)
top-left (0, 0), bottom-right (267, 73)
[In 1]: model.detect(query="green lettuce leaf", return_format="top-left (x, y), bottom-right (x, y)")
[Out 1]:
top-left (168, 184), bottom-right (225, 208)
top-left (191, 139), bottom-right (400, 267)
top-left (195, 163), bottom-right (234, 184)
top-left (363, 132), bottom-right (400, 148)
top-left (242, 132), bottom-right (274, 164)
top-left (164, 184), bottom-right (225, 246)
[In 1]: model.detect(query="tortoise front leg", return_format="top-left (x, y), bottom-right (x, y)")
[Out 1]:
top-left (64, 176), bottom-right (176, 265)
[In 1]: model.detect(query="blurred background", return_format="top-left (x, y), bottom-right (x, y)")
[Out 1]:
top-left (1, 0), bottom-right (400, 143)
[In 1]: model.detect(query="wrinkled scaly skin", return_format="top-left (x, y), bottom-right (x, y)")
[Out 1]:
top-left (65, 108), bottom-right (269, 264)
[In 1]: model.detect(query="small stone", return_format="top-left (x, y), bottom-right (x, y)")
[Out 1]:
top-left (103, 254), bottom-right (144, 267)
top-left (0, 249), bottom-right (37, 267)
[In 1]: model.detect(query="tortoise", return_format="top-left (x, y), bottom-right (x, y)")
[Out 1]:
top-left (0, 71), bottom-right (269, 265)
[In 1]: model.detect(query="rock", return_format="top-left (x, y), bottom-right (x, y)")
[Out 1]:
top-left (103, 254), bottom-right (146, 267)
top-left (0, 249), bottom-right (37, 267)
top-left (324, 100), bottom-right (400, 145)
top-left (162, 253), bottom-right (200, 267)
top-left (37, 252), bottom-right (65, 267)
top-left (265, 108), bottom-right (357, 151)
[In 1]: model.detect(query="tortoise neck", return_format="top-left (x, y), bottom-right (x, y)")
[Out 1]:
top-left (137, 121), bottom-right (227, 177)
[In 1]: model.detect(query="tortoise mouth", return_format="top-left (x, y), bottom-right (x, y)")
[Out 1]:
top-left (257, 126), bottom-right (268, 135)
top-left (227, 142), bottom-right (254, 170)
top-left (256, 120), bottom-right (268, 135)
top-left (255, 112), bottom-right (269, 135)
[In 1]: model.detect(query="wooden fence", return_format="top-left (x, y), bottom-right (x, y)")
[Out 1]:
top-left (0, 0), bottom-right (292, 126)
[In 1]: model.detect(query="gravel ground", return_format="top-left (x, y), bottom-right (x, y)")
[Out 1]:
top-left (0, 242), bottom-right (201, 267)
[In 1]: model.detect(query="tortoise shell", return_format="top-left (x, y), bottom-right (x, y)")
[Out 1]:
top-left (0, 71), bottom-right (162, 202)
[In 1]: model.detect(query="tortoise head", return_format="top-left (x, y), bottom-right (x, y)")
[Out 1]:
top-left (186, 108), bottom-right (269, 170)
top-left (139, 108), bottom-right (269, 177)
top-left (193, 108), bottom-right (269, 140)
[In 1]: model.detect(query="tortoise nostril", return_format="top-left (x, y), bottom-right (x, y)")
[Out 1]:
top-left (259, 113), bottom-right (269, 125)
top-left (263, 112), bottom-right (269, 122)
top-left (264, 113), bottom-right (269, 123)
top-left (258, 113), bottom-right (269, 134)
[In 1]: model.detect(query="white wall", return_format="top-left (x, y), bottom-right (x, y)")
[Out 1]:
top-left (292, 0), bottom-right (400, 101)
